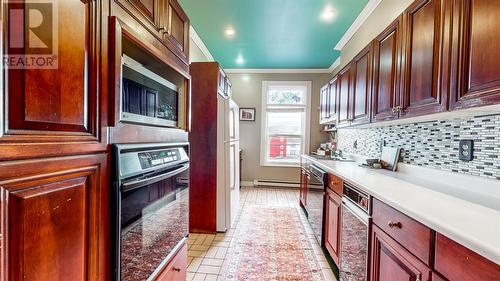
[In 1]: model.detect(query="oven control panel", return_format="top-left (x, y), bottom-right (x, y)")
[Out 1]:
top-left (138, 149), bottom-right (181, 169)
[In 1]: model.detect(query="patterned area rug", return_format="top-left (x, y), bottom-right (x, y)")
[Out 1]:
top-left (224, 206), bottom-right (325, 281)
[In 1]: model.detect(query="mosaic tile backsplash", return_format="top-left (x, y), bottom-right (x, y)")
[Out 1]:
top-left (337, 114), bottom-right (500, 180)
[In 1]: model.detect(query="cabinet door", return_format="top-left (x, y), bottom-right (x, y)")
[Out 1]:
top-left (372, 17), bottom-right (402, 122)
top-left (449, 0), bottom-right (500, 109)
top-left (400, 0), bottom-right (447, 118)
top-left (320, 85), bottom-right (330, 122)
top-left (328, 76), bottom-right (339, 121)
top-left (337, 64), bottom-right (352, 127)
top-left (2, 0), bottom-right (106, 160)
top-left (371, 225), bottom-right (432, 281)
top-left (165, 0), bottom-right (190, 60)
top-left (351, 45), bottom-right (373, 126)
top-left (0, 154), bottom-right (108, 281)
top-left (325, 190), bottom-right (341, 266)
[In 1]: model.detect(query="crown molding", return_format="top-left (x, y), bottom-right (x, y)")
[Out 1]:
top-left (328, 57), bottom-right (341, 73)
top-left (224, 68), bottom-right (331, 74)
top-left (334, 0), bottom-right (382, 51)
top-left (189, 25), bottom-right (214, 62)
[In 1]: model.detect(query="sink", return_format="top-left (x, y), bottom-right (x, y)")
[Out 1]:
top-left (308, 154), bottom-right (355, 162)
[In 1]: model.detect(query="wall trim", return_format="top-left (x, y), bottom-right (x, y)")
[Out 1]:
top-left (189, 25), bottom-right (214, 62)
top-left (240, 181), bottom-right (255, 187)
top-left (224, 68), bottom-right (331, 74)
top-left (334, 0), bottom-right (382, 51)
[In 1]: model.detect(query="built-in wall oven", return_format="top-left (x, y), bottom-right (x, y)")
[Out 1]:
top-left (111, 143), bottom-right (189, 281)
top-left (340, 182), bottom-right (371, 281)
top-left (121, 55), bottom-right (181, 128)
top-left (306, 164), bottom-right (327, 244)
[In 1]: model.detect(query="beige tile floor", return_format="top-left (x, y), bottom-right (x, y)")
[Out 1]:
top-left (186, 187), bottom-right (337, 281)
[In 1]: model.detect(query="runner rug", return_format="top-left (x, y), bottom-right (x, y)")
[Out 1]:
top-left (224, 206), bottom-right (325, 281)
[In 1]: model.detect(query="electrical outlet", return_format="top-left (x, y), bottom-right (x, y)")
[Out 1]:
top-left (379, 139), bottom-right (385, 152)
top-left (459, 140), bottom-right (473, 161)
top-left (353, 140), bottom-right (358, 149)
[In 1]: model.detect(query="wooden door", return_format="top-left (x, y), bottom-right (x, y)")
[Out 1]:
top-left (0, 154), bottom-right (108, 281)
top-left (400, 0), bottom-right (448, 118)
top-left (372, 17), bottom-right (402, 122)
top-left (449, 0), bottom-right (500, 109)
top-left (337, 64), bottom-right (352, 128)
top-left (370, 225), bottom-right (432, 281)
top-left (325, 190), bottom-right (341, 266)
top-left (328, 76), bottom-right (339, 121)
top-left (2, 0), bottom-right (107, 160)
top-left (320, 84), bottom-right (330, 123)
top-left (350, 45), bottom-right (373, 126)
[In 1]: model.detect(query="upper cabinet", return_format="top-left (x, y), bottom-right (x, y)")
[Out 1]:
top-left (337, 64), bottom-right (353, 127)
top-left (400, 0), bottom-right (448, 118)
top-left (320, 85), bottom-right (330, 123)
top-left (449, 0), bottom-right (500, 109)
top-left (328, 76), bottom-right (339, 121)
top-left (372, 17), bottom-right (402, 123)
top-left (113, 0), bottom-right (190, 69)
top-left (350, 44), bottom-right (373, 125)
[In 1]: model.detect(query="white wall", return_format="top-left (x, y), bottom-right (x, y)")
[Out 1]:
top-left (228, 72), bottom-right (330, 183)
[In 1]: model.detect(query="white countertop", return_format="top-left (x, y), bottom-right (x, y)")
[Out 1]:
top-left (302, 155), bottom-right (500, 264)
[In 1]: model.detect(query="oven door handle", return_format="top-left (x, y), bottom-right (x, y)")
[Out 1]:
top-left (121, 164), bottom-right (189, 193)
top-left (342, 198), bottom-right (370, 225)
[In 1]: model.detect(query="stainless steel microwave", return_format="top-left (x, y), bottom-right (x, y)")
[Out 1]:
top-left (120, 55), bottom-right (180, 128)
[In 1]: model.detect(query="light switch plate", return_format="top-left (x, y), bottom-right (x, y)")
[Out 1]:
top-left (459, 140), bottom-right (473, 161)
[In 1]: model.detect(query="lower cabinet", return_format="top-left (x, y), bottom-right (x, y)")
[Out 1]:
top-left (370, 225), bottom-right (432, 281)
top-left (324, 189), bottom-right (342, 266)
top-left (299, 168), bottom-right (309, 208)
top-left (0, 154), bottom-right (108, 281)
top-left (155, 243), bottom-right (188, 281)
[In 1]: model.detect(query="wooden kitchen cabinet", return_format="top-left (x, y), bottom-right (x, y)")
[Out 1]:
top-left (400, 0), bottom-right (448, 118)
top-left (320, 84), bottom-right (330, 123)
top-left (0, 154), bottom-right (109, 281)
top-left (328, 76), bottom-right (339, 121)
top-left (299, 168), bottom-right (309, 208)
top-left (113, 0), bottom-right (190, 66)
top-left (155, 243), bottom-right (188, 281)
top-left (372, 17), bottom-right (402, 123)
top-left (337, 63), bottom-right (353, 128)
top-left (350, 44), bottom-right (373, 125)
top-left (449, 0), bottom-right (500, 109)
top-left (2, 0), bottom-right (108, 160)
top-left (325, 189), bottom-right (342, 266)
top-left (434, 233), bottom-right (500, 281)
top-left (370, 225), bottom-right (432, 281)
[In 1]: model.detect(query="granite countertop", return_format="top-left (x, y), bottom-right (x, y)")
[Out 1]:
top-left (301, 154), bottom-right (500, 264)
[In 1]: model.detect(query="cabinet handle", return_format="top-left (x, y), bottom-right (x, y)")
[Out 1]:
top-left (391, 107), bottom-right (397, 113)
top-left (388, 221), bottom-right (402, 228)
top-left (172, 267), bottom-right (181, 272)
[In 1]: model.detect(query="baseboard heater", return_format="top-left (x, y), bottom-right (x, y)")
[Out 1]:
top-left (250, 180), bottom-right (300, 188)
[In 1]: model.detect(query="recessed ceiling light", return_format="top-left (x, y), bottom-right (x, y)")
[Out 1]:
top-left (321, 6), bottom-right (336, 22)
top-left (224, 26), bottom-right (236, 38)
top-left (236, 54), bottom-right (245, 65)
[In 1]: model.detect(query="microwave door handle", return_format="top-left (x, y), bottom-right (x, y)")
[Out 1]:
top-left (121, 164), bottom-right (189, 193)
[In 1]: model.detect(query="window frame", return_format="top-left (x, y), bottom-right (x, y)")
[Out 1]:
top-left (260, 81), bottom-right (311, 167)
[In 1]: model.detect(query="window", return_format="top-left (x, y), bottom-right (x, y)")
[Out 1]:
top-left (260, 81), bottom-right (311, 167)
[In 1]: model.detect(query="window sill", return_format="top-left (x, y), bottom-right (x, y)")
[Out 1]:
top-left (260, 162), bottom-right (300, 168)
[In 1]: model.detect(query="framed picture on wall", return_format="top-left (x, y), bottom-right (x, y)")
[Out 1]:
top-left (239, 108), bottom-right (256, 121)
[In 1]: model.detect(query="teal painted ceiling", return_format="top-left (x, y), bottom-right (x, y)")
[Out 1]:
top-left (178, 0), bottom-right (368, 69)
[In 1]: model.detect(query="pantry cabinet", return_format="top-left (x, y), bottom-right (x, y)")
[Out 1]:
top-left (0, 154), bottom-right (109, 281)
top-left (372, 17), bottom-right (402, 123)
top-left (449, 0), bottom-right (500, 109)
top-left (400, 0), bottom-right (448, 118)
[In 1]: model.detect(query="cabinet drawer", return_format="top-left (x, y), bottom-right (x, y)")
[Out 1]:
top-left (434, 233), bottom-right (500, 281)
top-left (155, 243), bottom-right (188, 281)
top-left (372, 198), bottom-right (432, 265)
top-left (327, 173), bottom-right (343, 196)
